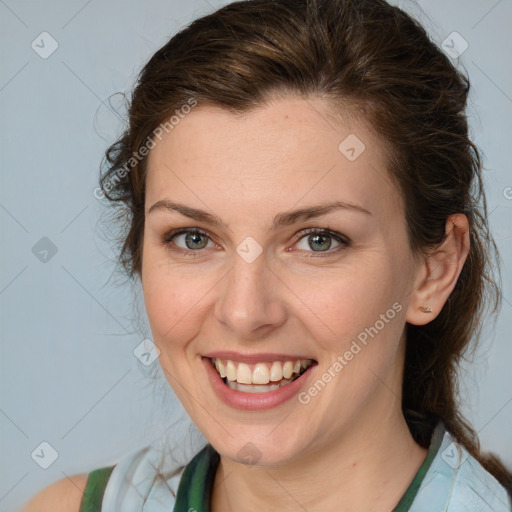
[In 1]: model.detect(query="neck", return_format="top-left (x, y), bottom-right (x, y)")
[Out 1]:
top-left (211, 411), bottom-right (428, 512)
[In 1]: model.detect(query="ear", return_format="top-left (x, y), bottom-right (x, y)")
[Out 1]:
top-left (406, 213), bottom-right (470, 326)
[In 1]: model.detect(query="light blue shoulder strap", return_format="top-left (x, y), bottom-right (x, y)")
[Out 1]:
top-left (101, 443), bottom-right (185, 512)
top-left (410, 427), bottom-right (511, 512)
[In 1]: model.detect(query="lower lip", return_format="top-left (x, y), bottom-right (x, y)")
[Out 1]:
top-left (202, 357), bottom-right (316, 411)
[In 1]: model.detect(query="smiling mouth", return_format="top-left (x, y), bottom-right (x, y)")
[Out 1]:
top-left (209, 357), bottom-right (315, 393)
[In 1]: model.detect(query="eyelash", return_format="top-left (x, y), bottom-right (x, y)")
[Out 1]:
top-left (159, 227), bottom-right (351, 258)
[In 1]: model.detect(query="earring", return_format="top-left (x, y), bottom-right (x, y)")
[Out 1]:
top-left (418, 306), bottom-right (432, 313)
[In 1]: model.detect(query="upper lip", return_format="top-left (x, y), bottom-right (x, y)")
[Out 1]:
top-left (203, 351), bottom-right (316, 363)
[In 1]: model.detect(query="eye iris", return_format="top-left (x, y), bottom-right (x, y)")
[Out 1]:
top-left (309, 233), bottom-right (331, 252)
top-left (186, 232), bottom-right (208, 250)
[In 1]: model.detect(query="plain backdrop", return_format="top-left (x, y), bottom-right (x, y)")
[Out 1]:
top-left (1, 0), bottom-right (511, 510)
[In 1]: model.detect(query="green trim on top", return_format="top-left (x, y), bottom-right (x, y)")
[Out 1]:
top-left (79, 465), bottom-right (116, 512)
top-left (175, 426), bottom-right (445, 512)
top-left (174, 443), bottom-right (220, 512)
top-left (392, 425), bottom-right (444, 512)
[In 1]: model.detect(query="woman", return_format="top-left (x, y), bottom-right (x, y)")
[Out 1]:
top-left (24, 0), bottom-right (512, 510)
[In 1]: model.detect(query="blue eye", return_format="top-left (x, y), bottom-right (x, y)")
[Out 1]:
top-left (161, 228), bottom-right (215, 256)
top-left (293, 228), bottom-right (350, 257)
top-left (160, 227), bottom-right (350, 258)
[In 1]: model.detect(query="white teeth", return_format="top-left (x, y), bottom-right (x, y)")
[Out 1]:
top-left (236, 363), bottom-right (252, 384)
top-left (227, 382), bottom-right (280, 393)
top-left (211, 357), bottom-right (314, 387)
top-left (270, 361), bottom-right (283, 382)
top-left (226, 360), bottom-right (237, 382)
top-left (215, 359), bottom-right (226, 378)
top-left (252, 363), bottom-right (270, 384)
top-left (282, 361), bottom-right (293, 379)
top-left (226, 378), bottom-right (293, 393)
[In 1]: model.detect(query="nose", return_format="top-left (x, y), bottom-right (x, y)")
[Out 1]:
top-left (214, 250), bottom-right (287, 340)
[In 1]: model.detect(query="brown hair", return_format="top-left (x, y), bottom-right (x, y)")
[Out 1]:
top-left (100, 0), bottom-right (511, 491)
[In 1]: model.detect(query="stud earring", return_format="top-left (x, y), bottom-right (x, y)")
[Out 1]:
top-left (418, 306), bottom-right (432, 313)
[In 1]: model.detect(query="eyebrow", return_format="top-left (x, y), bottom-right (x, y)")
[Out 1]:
top-left (147, 199), bottom-right (371, 230)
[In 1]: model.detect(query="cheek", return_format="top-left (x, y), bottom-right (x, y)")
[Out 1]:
top-left (143, 280), bottom-right (178, 339)
top-left (141, 252), bottom-right (205, 349)
top-left (297, 257), bottom-right (401, 347)
top-left (311, 268), bottom-right (407, 387)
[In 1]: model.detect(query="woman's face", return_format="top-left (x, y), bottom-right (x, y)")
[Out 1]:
top-left (142, 95), bottom-right (422, 465)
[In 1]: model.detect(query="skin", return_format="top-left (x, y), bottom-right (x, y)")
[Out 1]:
top-left (141, 95), bottom-right (470, 511)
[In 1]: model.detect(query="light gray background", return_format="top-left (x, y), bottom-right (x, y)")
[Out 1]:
top-left (1, 1), bottom-right (511, 510)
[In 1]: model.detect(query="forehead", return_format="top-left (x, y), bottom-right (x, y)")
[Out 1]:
top-left (145, 95), bottom-right (401, 223)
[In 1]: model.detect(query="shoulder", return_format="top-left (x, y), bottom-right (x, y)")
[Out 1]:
top-left (449, 452), bottom-right (512, 511)
top-left (22, 473), bottom-right (89, 512)
top-left (412, 425), bottom-right (512, 512)
top-left (21, 442), bottom-right (198, 512)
